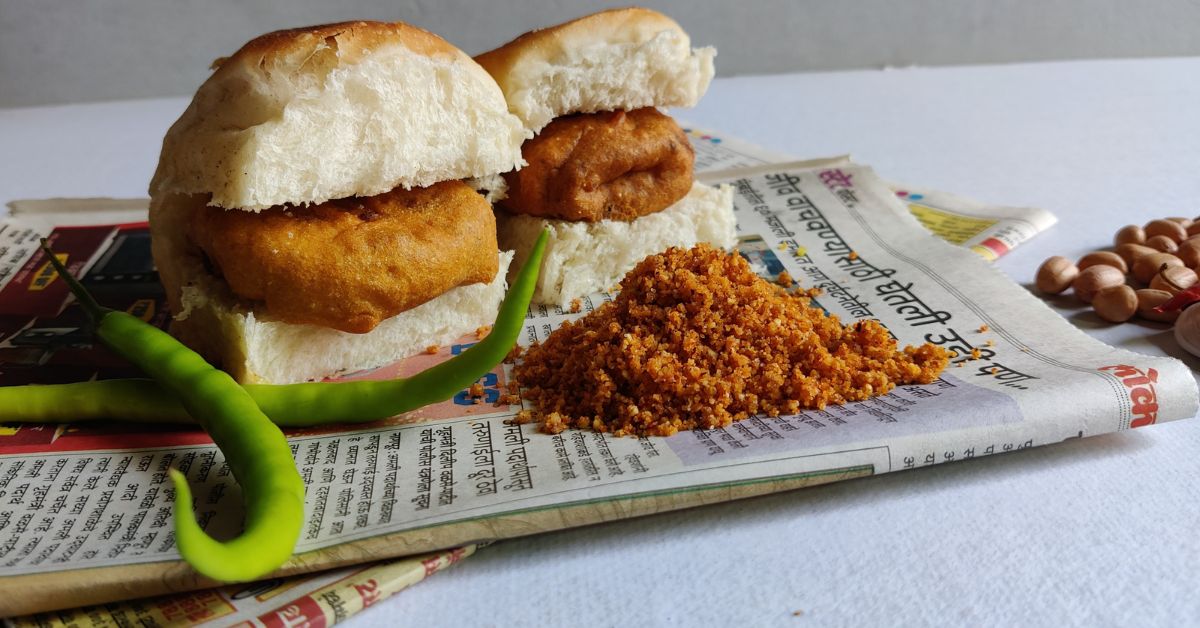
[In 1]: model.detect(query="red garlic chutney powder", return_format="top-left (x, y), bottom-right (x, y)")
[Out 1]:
top-left (514, 245), bottom-right (949, 437)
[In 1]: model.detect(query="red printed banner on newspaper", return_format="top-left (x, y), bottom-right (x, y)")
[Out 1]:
top-left (258, 594), bottom-right (327, 628)
top-left (1099, 364), bottom-right (1159, 428)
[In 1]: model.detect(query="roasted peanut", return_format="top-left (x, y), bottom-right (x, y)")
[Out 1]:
top-left (1136, 289), bottom-right (1180, 323)
top-left (1177, 240), bottom-right (1200, 268)
top-left (1145, 235), bottom-right (1179, 253)
top-left (1187, 222), bottom-right (1200, 238)
top-left (1035, 256), bottom-right (1079, 294)
top-left (1174, 305), bottom-right (1200, 357)
top-left (1114, 225), bottom-right (1146, 246)
top-left (1144, 219), bottom-right (1187, 243)
top-left (1115, 243), bottom-right (1156, 267)
top-left (1149, 266), bottom-right (1199, 294)
top-left (1167, 217), bottom-right (1194, 227)
top-left (1132, 253), bottom-right (1184, 284)
top-left (1092, 285), bottom-right (1138, 323)
top-left (1077, 251), bottom-right (1127, 274)
top-left (1073, 265), bottom-right (1125, 303)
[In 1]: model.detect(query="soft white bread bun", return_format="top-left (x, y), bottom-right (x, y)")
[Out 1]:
top-left (475, 8), bottom-right (715, 134)
top-left (497, 182), bottom-right (735, 306)
top-left (153, 193), bottom-right (511, 384)
top-left (150, 21), bottom-right (527, 210)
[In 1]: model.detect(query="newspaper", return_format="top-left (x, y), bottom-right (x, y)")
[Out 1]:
top-left (684, 124), bottom-right (1058, 259)
top-left (6, 544), bottom-right (481, 627)
top-left (2, 149), bottom-right (1193, 621)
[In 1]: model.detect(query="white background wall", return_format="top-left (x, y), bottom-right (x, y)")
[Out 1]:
top-left (3, 0), bottom-right (1199, 108)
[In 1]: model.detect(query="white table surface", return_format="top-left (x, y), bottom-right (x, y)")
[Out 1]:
top-left (3, 56), bottom-right (1200, 627)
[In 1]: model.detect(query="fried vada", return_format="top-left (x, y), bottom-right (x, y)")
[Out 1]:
top-left (477, 8), bottom-right (735, 306)
top-left (501, 108), bottom-right (694, 222)
top-left (149, 22), bottom-right (527, 383)
top-left (190, 181), bottom-right (498, 334)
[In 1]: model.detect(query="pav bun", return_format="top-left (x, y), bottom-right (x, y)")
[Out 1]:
top-left (151, 21), bottom-right (527, 210)
top-left (476, 8), bottom-right (715, 134)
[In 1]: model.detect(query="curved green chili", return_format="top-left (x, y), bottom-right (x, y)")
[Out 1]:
top-left (40, 240), bottom-right (305, 582)
top-left (252, 229), bottom-right (547, 426)
top-left (0, 230), bottom-right (547, 427)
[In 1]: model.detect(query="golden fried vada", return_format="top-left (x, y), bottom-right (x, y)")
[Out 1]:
top-left (190, 181), bottom-right (498, 334)
top-left (500, 108), bottom-right (694, 222)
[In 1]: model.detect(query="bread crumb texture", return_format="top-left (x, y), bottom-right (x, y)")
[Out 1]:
top-left (514, 245), bottom-right (949, 437)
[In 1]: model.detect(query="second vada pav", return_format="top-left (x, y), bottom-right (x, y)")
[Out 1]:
top-left (476, 7), bottom-right (736, 306)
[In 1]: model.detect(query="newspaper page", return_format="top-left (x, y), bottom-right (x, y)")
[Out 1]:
top-left (1, 158), bottom-right (1194, 620)
top-left (0, 135), bottom-right (1048, 623)
top-left (684, 124), bottom-right (1057, 259)
top-left (0, 167), bottom-right (1052, 623)
top-left (6, 544), bottom-right (481, 628)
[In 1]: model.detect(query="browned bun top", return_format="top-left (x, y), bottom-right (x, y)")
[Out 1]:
top-left (473, 7), bottom-right (714, 133)
top-left (475, 8), bottom-right (685, 78)
top-left (214, 20), bottom-right (465, 72)
top-left (150, 19), bottom-right (526, 211)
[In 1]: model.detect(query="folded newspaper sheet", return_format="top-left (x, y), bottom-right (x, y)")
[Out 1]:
top-left (683, 124), bottom-right (1058, 260)
top-left (7, 544), bottom-right (481, 627)
top-left (2, 136), bottom-right (1191, 621)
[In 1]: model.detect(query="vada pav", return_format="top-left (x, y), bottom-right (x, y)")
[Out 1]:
top-left (149, 21), bottom-right (527, 383)
top-left (476, 7), bottom-right (737, 306)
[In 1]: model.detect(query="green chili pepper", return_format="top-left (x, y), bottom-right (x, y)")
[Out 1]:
top-left (38, 240), bottom-right (305, 582)
top-left (0, 230), bottom-right (547, 426)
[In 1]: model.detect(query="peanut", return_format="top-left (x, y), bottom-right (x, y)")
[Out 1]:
top-left (1174, 305), bottom-right (1200, 357)
top-left (1114, 225), bottom-right (1146, 246)
top-left (1035, 256), bottom-right (1079, 294)
top-left (1145, 219), bottom-right (1187, 243)
top-left (1145, 235), bottom-right (1179, 253)
top-left (1115, 243), bottom-right (1156, 267)
top-left (1092, 285), bottom-right (1138, 323)
top-left (1132, 252), bottom-right (1183, 284)
top-left (1072, 265), bottom-right (1125, 303)
top-left (1178, 240), bottom-right (1200, 268)
top-left (1149, 266), bottom-right (1199, 294)
top-left (1187, 222), bottom-right (1200, 238)
top-left (1167, 217), bottom-right (1193, 227)
top-left (1136, 289), bottom-right (1180, 323)
top-left (1077, 251), bottom-right (1127, 274)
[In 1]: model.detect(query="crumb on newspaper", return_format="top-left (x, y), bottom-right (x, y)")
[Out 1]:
top-left (514, 244), bottom-right (949, 437)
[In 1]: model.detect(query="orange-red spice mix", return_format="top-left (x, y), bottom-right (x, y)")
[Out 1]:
top-left (514, 244), bottom-right (949, 437)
